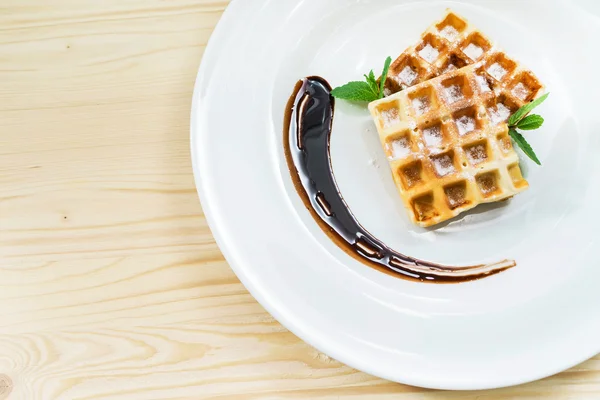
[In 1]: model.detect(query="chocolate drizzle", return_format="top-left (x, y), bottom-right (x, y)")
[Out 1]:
top-left (283, 77), bottom-right (516, 283)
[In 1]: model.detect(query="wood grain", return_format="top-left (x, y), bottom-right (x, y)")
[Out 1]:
top-left (0, 1), bottom-right (598, 398)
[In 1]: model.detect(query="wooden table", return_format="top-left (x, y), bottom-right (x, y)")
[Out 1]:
top-left (0, 1), bottom-right (598, 398)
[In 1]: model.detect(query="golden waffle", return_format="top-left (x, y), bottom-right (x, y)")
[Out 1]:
top-left (384, 9), bottom-right (544, 106)
top-left (369, 63), bottom-right (534, 227)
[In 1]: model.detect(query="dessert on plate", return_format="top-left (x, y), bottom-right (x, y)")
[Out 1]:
top-left (284, 9), bottom-right (547, 280)
top-left (369, 10), bottom-right (544, 227)
top-left (383, 10), bottom-right (543, 98)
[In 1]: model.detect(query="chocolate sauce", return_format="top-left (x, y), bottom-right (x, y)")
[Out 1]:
top-left (283, 77), bottom-right (515, 283)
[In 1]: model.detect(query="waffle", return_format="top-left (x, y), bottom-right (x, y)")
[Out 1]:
top-left (368, 62), bottom-right (534, 227)
top-left (383, 9), bottom-right (544, 106)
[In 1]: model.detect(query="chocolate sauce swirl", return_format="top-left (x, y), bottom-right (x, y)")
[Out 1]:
top-left (283, 77), bottom-right (515, 283)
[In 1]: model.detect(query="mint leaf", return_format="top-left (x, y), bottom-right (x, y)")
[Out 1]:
top-left (331, 81), bottom-right (380, 102)
top-left (517, 114), bottom-right (544, 130)
top-left (508, 93), bottom-right (549, 126)
top-left (509, 128), bottom-right (541, 165)
top-left (364, 70), bottom-right (379, 95)
top-left (368, 70), bottom-right (376, 85)
top-left (379, 56), bottom-right (392, 99)
top-left (332, 56), bottom-right (392, 102)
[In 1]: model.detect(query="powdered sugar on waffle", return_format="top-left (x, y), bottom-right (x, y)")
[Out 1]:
top-left (456, 115), bottom-right (476, 135)
top-left (439, 25), bottom-right (459, 41)
top-left (399, 66), bottom-right (418, 85)
top-left (463, 43), bottom-right (483, 61)
top-left (432, 154), bottom-right (455, 177)
top-left (423, 125), bottom-right (443, 147)
top-left (466, 144), bottom-right (488, 164)
top-left (488, 63), bottom-right (507, 81)
top-left (488, 103), bottom-right (511, 125)
top-left (419, 44), bottom-right (439, 63)
top-left (512, 82), bottom-right (530, 100)
top-left (387, 137), bottom-right (411, 160)
top-left (476, 74), bottom-right (492, 92)
top-left (412, 96), bottom-right (431, 116)
top-left (381, 107), bottom-right (400, 128)
top-left (444, 85), bottom-right (464, 103)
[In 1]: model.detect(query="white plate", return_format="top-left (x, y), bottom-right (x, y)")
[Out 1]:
top-left (191, 0), bottom-right (600, 390)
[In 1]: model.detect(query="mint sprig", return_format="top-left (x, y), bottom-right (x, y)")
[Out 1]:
top-left (365, 70), bottom-right (378, 95)
top-left (515, 114), bottom-right (544, 130)
top-left (509, 129), bottom-right (541, 165)
top-left (508, 93), bottom-right (549, 126)
top-left (507, 93), bottom-right (549, 166)
top-left (379, 57), bottom-right (391, 98)
top-left (329, 81), bottom-right (382, 102)
top-left (331, 57), bottom-right (392, 102)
